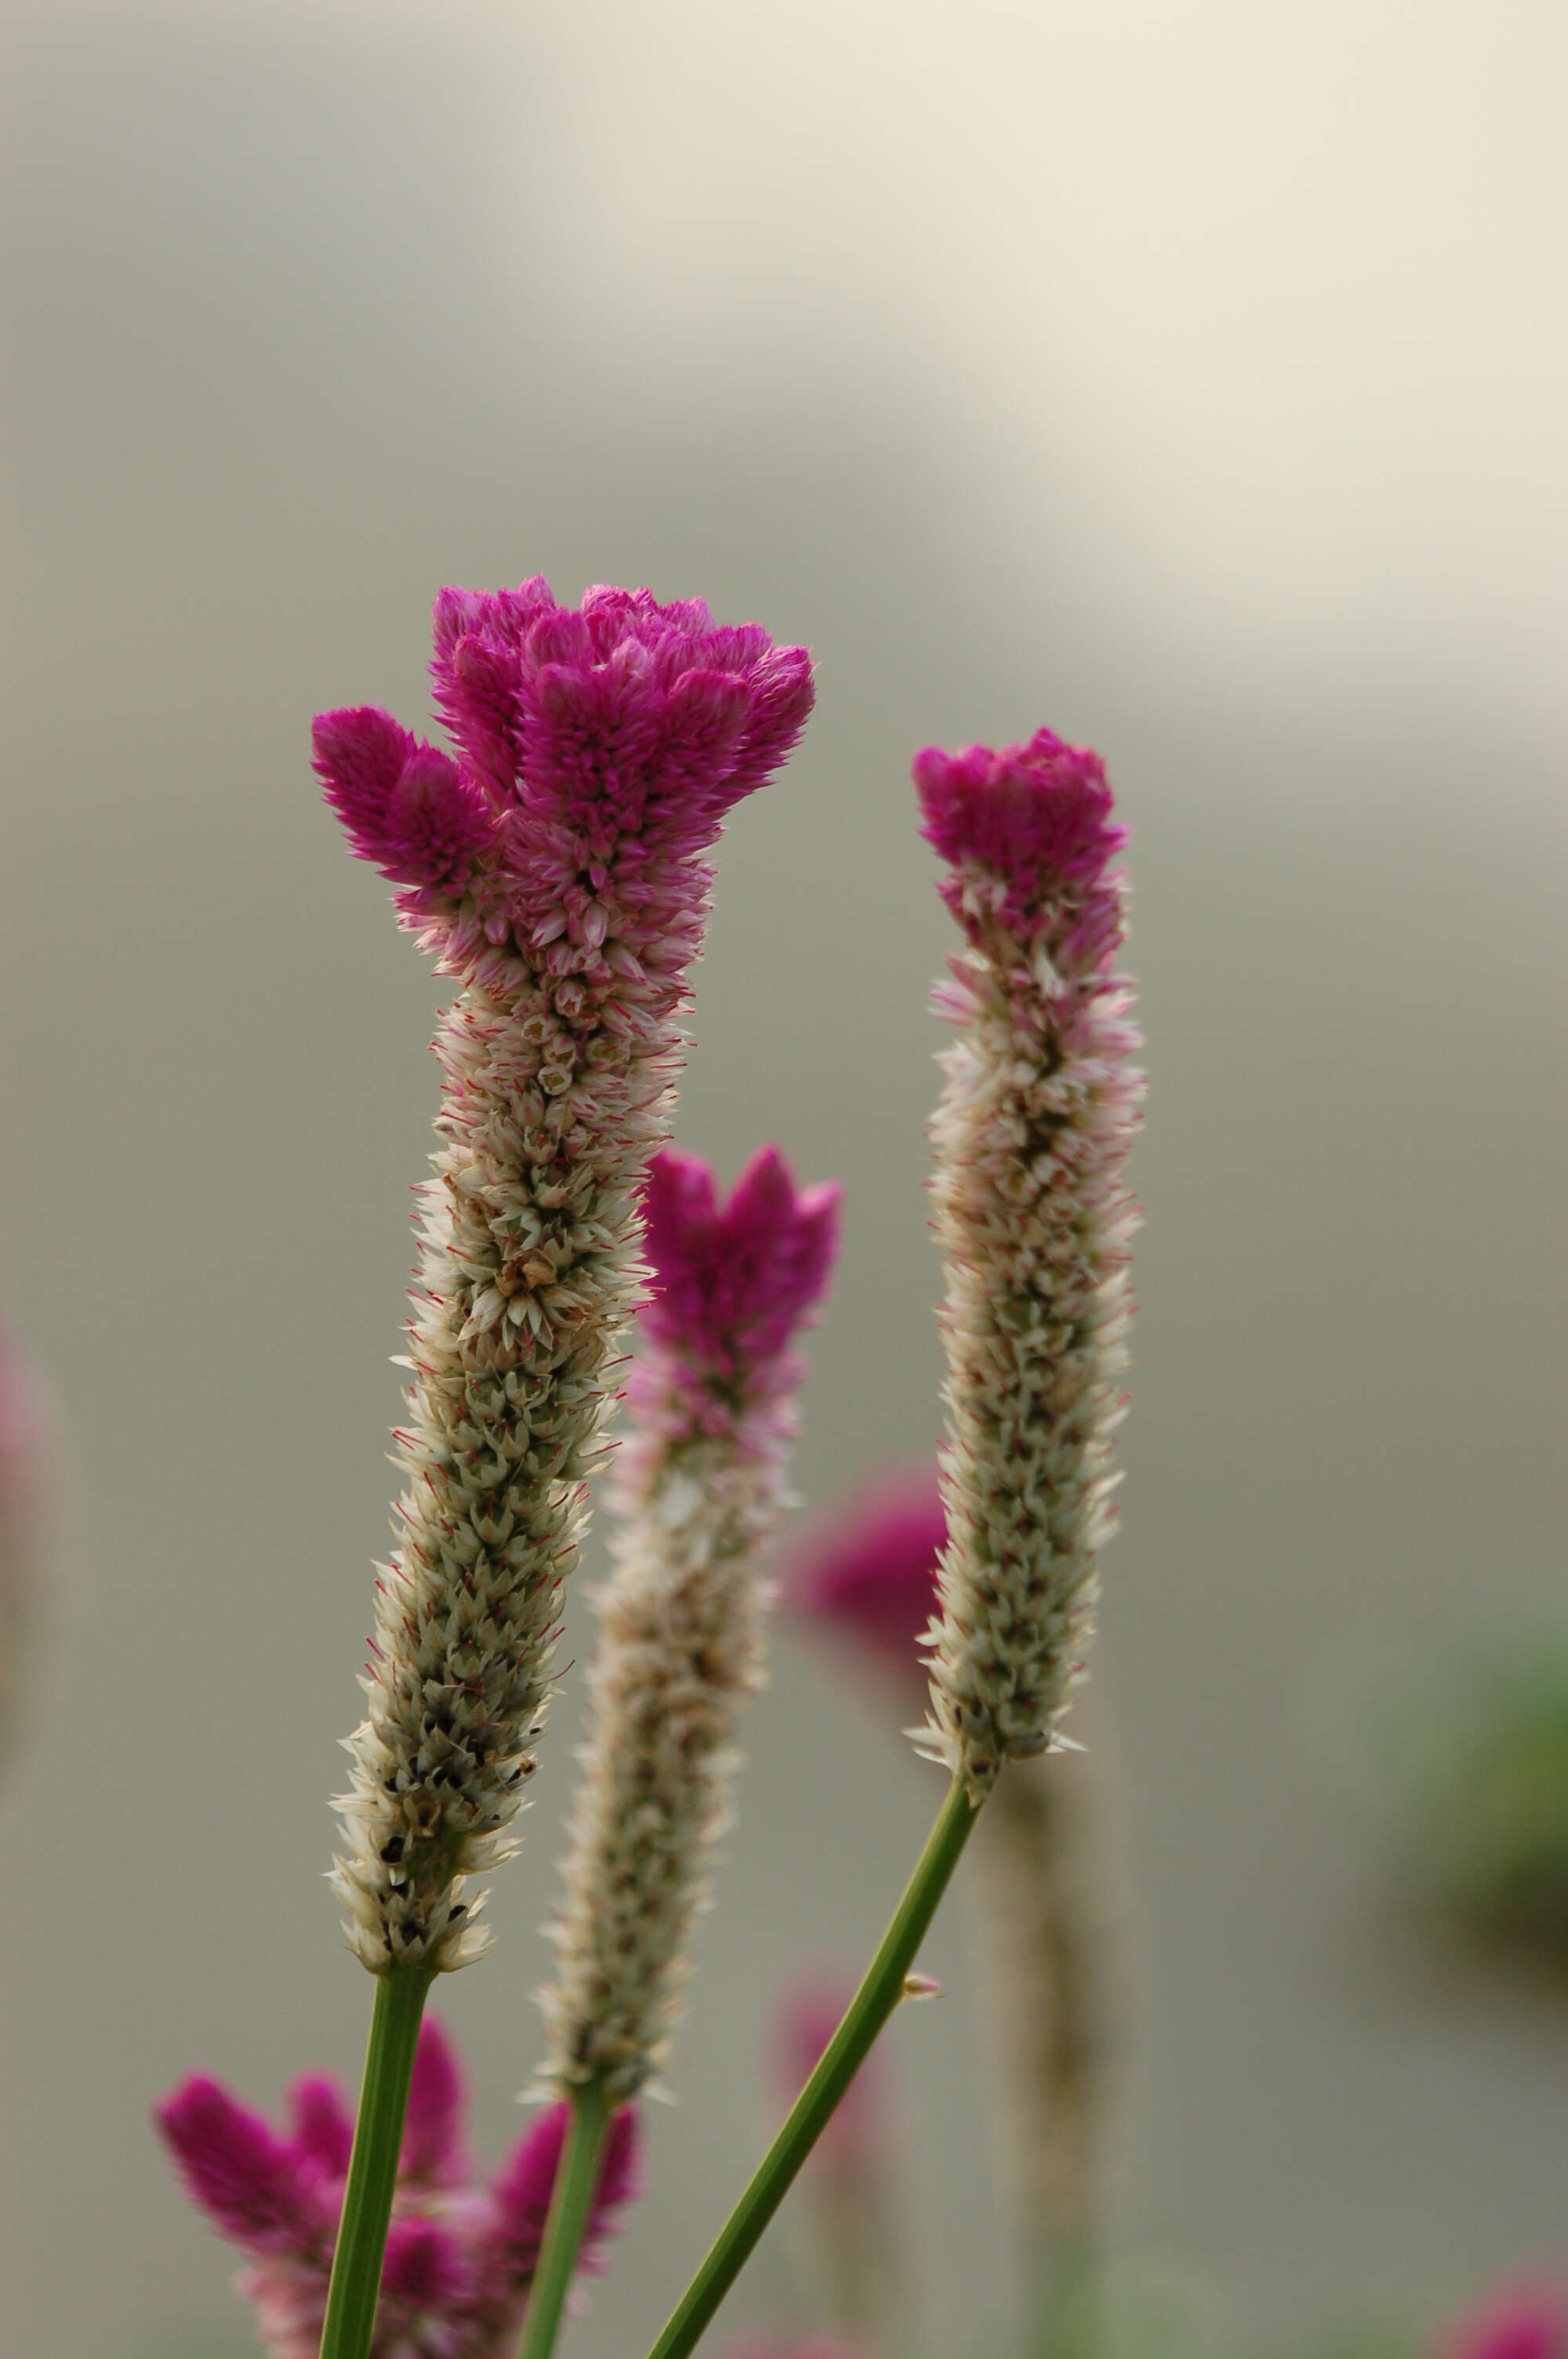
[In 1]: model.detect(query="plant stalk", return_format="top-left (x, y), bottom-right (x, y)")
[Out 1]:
top-left (1032, 2236), bottom-right (1099, 2359)
top-left (517, 2079), bottom-right (615, 2359)
top-left (318, 1965), bottom-right (433, 2359)
top-left (644, 1774), bottom-right (981, 2359)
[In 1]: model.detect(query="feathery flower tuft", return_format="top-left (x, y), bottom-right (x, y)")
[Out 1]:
top-left (784, 1463), bottom-right (946, 1692)
top-left (1440, 2287), bottom-right (1568, 2359)
top-left (913, 726), bottom-right (1142, 1794)
top-left (315, 582), bottom-right (813, 1974)
top-left (156, 2015), bottom-right (640, 2358)
top-left (540, 1143), bottom-right (841, 2097)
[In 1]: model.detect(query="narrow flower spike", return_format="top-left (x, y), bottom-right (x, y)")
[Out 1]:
top-left (155, 2016), bottom-right (641, 2358)
top-left (539, 1144), bottom-right (841, 2098)
top-left (314, 583), bottom-right (814, 1975)
top-left (912, 728), bottom-right (1142, 1794)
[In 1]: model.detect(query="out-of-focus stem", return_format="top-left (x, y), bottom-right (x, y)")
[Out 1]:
top-left (1033, 2236), bottom-right (1098, 2359)
top-left (975, 1759), bottom-right (1106, 2252)
top-left (644, 1776), bottom-right (980, 2359)
top-left (317, 1966), bottom-right (433, 2359)
top-left (516, 2080), bottom-right (614, 2359)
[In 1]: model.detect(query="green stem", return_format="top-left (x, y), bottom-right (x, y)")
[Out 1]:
top-left (645, 1775), bottom-right (981, 2359)
top-left (517, 2080), bottom-right (615, 2359)
top-left (318, 1965), bottom-right (433, 2359)
top-left (1032, 2237), bottom-right (1098, 2359)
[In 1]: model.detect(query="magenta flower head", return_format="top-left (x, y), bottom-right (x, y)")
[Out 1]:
top-left (783, 1462), bottom-right (945, 1698)
top-left (311, 583), bottom-right (813, 1976)
top-left (912, 726), bottom-right (1142, 1793)
top-left (626, 1144), bottom-right (842, 1445)
top-left (1440, 2286), bottom-right (1568, 2359)
top-left (156, 2013), bottom-right (640, 2358)
top-left (541, 1144), bottom-right (841, 2098)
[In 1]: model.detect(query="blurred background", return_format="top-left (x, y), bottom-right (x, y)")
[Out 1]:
top-left (1, 1), bottom-right (1563, 2351)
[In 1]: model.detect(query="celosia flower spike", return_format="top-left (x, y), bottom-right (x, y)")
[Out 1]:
top-left (540, 1144), bottom-right (841, 2098)
top-left (314, 582), bottom-right (813, 1975)
top-left (913, 727), bottom-right (1142, 1793)
top-left (156, 2016), bottom-right (641, 2358)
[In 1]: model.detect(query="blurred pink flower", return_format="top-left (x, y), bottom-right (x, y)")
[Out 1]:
top-left (782, 1463), bottom-right (944, 1697)
top-left (0, 1323), bottom-right (49, 1753)
top-left (637, 1143), bottom-right (841, 1383)
top-left (1440, 2284), bottom-right (1568, 2359)
top-left (774, 1973), bottom-right (885, 2176)
top-left (724, 2342), bottom-right (858, 2359)
top-left (157, 2014), bottom-right (640, 2357)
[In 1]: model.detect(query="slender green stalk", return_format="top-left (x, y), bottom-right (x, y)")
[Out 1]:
top-left (517, 2080), bottom-right (615, 2359)
top-left (318, 1965), bottom-right (433, 2359)
top-left (645, 1776), bottom-right (981, 2359)
top-left (1032, 2237), bottom-right (1098, 2359)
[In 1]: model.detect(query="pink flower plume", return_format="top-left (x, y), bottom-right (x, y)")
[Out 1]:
top-left (398, 2012), bottom-right (468, 2189)
top-left (913, 726), bottom-right (1126, 942)
top-left (156, 2077), bottom-right (332, 2258)
top-left (322, 578), bottom-right (814, 950)
top-left (311, 708), bottom-right (492, 902)
top-left (156, 2029), bottom-right (641, 2354)
top-left (640, 1145), bottom-right (842, 1376)
top-left (284, 2075), bottom-right (354, 2183)
top-left (483, 2099), bottom-right (643, 2287)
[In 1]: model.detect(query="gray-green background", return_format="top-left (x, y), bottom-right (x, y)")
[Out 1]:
top-left (2, 3), bottom-right (1563, 2351)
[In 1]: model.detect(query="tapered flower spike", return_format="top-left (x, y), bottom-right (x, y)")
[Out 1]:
top-left (313, 582), bottom-right (814, 1977)
top-left (911, 728), bottom-right (1142, 1794)
top-left (539, 1143), bottom-right (841, 2099)
top-left (156, 2016), bottom-right (641, 2359)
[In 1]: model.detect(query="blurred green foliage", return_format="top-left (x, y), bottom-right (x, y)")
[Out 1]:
top-left (1393, 1642), bottom-right (1568, 1961)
